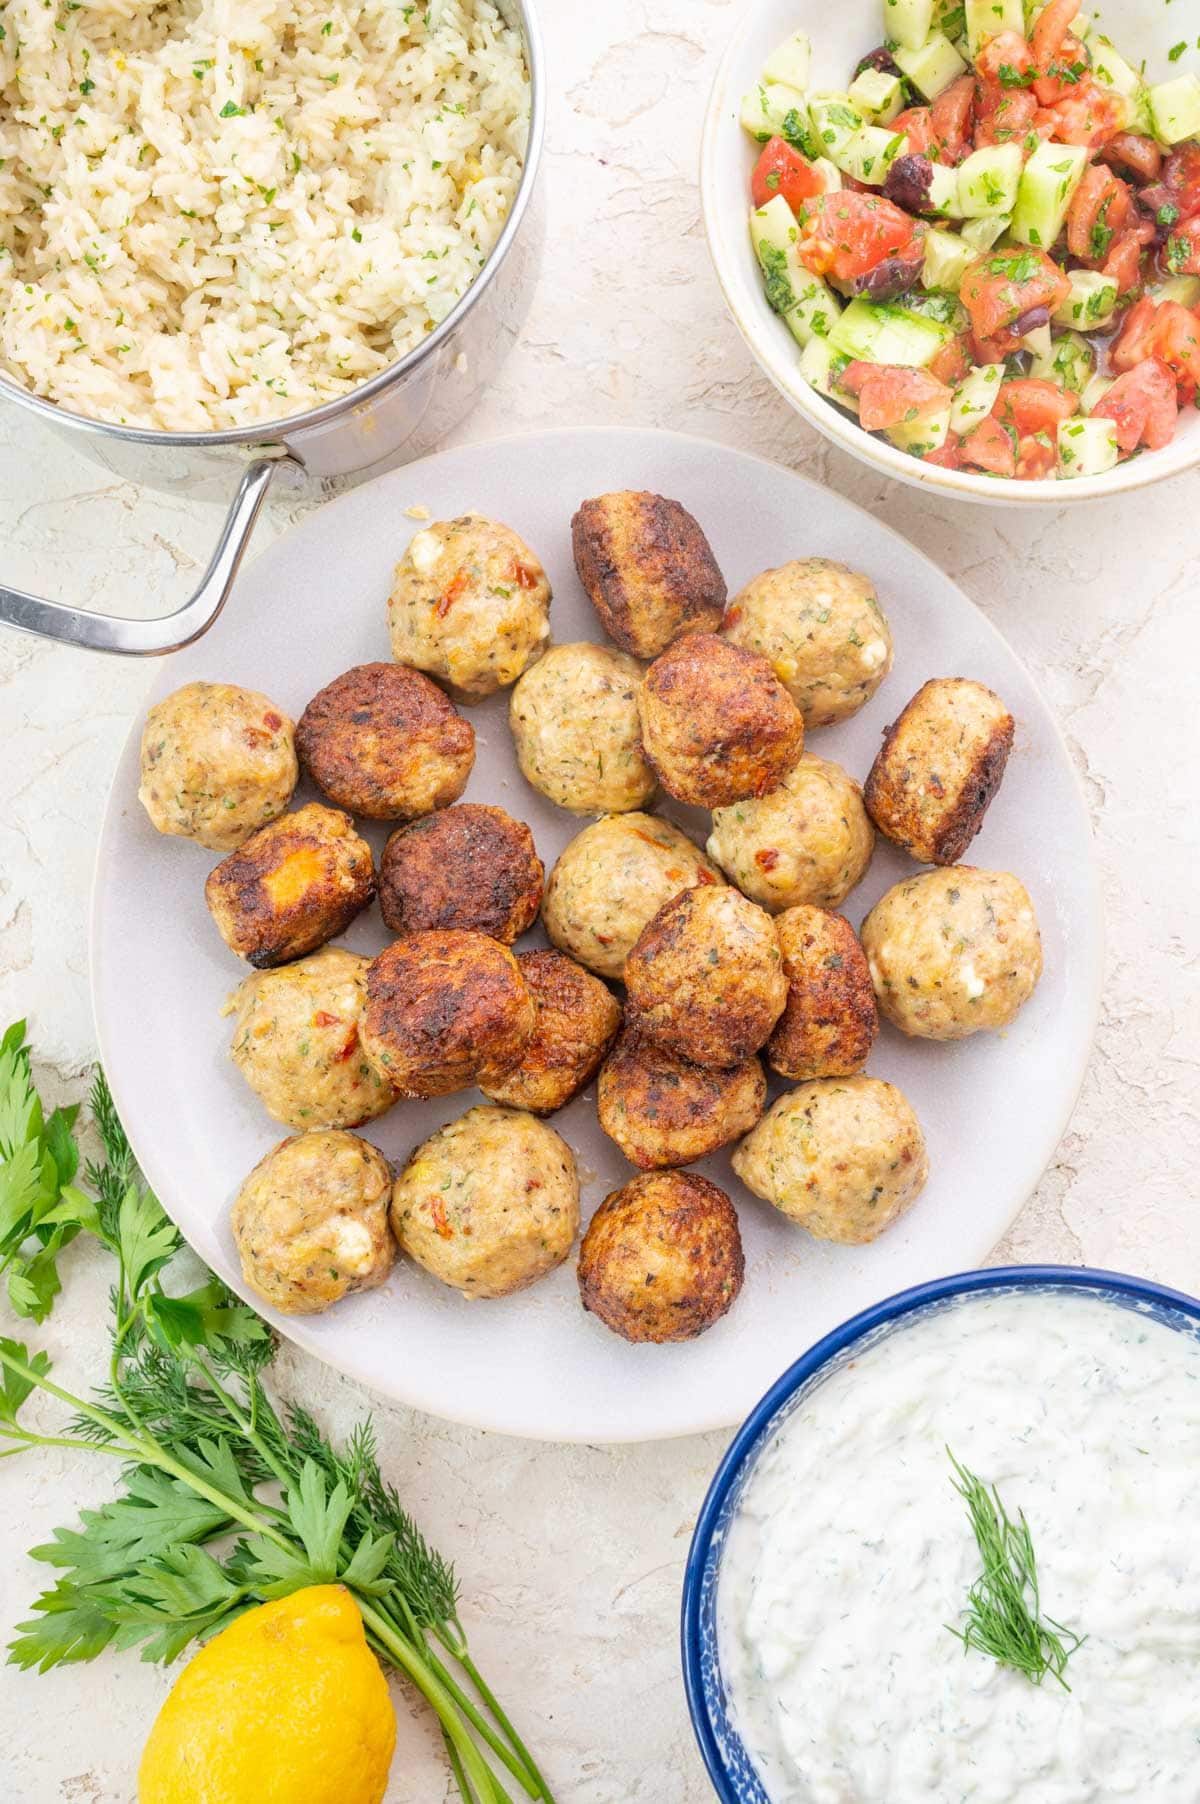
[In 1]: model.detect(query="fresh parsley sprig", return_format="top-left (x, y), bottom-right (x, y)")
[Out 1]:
top-left (0, 1048), bottom-right (555, 1804)
top-left (0, 1021), bottom-right (99, 1322)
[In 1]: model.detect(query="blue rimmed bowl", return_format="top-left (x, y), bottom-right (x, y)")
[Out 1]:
top-left (680, 1263), bottom-right (1200, 1804)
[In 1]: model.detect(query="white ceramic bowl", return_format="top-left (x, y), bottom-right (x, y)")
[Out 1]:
top-left (700, 0), bottom-right (1199, 505)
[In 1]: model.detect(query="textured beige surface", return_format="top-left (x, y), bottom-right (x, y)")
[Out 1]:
top-left (1, 1), bottom-right (1199, 1797)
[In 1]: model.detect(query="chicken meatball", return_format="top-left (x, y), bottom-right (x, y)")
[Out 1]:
top-left (571, 491), bottom-right (726, 659)
top-left (509, 642), bottom-right (656, 815)
top-left (478, 949), bottom-right (622, 1115)
top-left (860, 867), bottom-right (1042, 1040)
top-left (378, 805), bottom-right (543, 944)
top-left (387, 514), bottom-right (551, 701)
top-left (296, 663), bottom-right (474, 821)
top-left (360, 930), bottom-right (534, 1099)
top-left (231, 1129), bottom-right (394, 1315)
top-left (542, 812), bottom-right (722, 981)
top-left (722, 559), bottom-right (892, 728)
top-left (391, 1105), bottom-right (578, 1298)
top-left (707, 753), bottom-right (874, 913)
top-left (863, 678), bottom-right (1015, 866)
top-left (597, 1027), bottom-right (765, 1170)
top-left (205, 803), bottom-right (375, 968)
top-left (732, 1077), bottom-right (928, 1244)
top-left (624, 885), bottom-right (786, 1070)
top-left (225, 948), bottom-right (397, 1130)
top-left (637, 633), bottom-right (805, 809)
top-left (577, 1170), bottom-right (744, 1343)
top-left (138, 681), bottom-right (297, 852)
top-left (766, 906), bottom-right (878, 1081)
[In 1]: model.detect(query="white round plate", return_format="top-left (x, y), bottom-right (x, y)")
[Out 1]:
top-left (92, 428), bottom-right (1102, 1443)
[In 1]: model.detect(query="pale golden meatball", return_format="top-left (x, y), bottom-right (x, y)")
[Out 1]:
top-left (597, 1027), bottom-right (765, 1170)
top-left (766, 907), bottom-right (878, 1081)
top-left (571, 491), bottom-right (726, 659)
top-left (509, 642), bottom-right (656, 815)
top-left (864, 678), bottom-right (1014, 866)
top-left (542, 812), bottom-right (722, 981)
top-left (225, 948), bottom-right (397, 1130)
top-left (296, 663), bottom-right (474, 821)
top-left (204, 803), bottom-right (375, 968)
top-left (391, 1105), bottom-right (578, 1299)
top-left (732, 1077), bottom-right (928, 1244)
top-left (625, 885), bottom-right (786, 1070)
top-left (577, 1170), bottom-right (744, 1343)
top-left (138, 681), bottom-right (297, 852)
top-left (378, 805), bottom-right (543, 944)
top-left (860, 867), bottom-right (1042, 1041)
top-left (361, 930), bottom-right (534, 1099)
top-left (707, 753), bottom-right (874, 913)
top-left (637, 633), bottom-right (805, 809)
top-left (387, 514), bottom-right (551, 701)
top-left (479, 949), bottom-right (622, 1115)
top-left (231, 1129), bottom-right (394, 1315)
top-left (722, 559), bottom-right (892, 727)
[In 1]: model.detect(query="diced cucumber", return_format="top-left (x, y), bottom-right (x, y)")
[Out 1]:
top-left (740, 82), bottom-right (815, 148)
top-left (1021, 321), bottom-right (1053, 360)
top-left (1010, 141), bottom-right (1088, 250)
top-left (1029, 330), bottom-right (1094, 394)
top-left (950, 363), bottom-right (1003, 435)
top-left (838, 125), bottom-right (907, 185)
top-left (1090, 36), bottom-right (1150, 123)
top-left (1052, 268), bottom-right (1119, 329)
top-left (905, 290), bottom-right (968, 330)
top-left (750, 198), bottom-right (842, 346)
top-left (965, 0), bottom-right (1023, 55)
top-left (1081, 372), bottom-right (1114, 414)
top-left (811, 156), bottom-right (845, 192)
top-left (808, 94), bottom-right (865, 161)
top-left (883, 0), bottom-right (936, 54)
top-left (799, 336), bottom-right (858, 410)
top-left (927, 163), bottom-right (964, 218)
top-left (923, 226), bottom-right (977, 292)
top-left (762, 30), bottom-right (812, 92)
top-left (933, 0), bottom-right (968, 41)
top-left (1058, 416), bottom-right (1119, 478)
top-left (894, 33), bottom-right (969, 101)
top-left (848, 68), bottom-right (904, 126)
top-left (957, 143), bottom-right (1024, 217)
top-left (1154, 274), bottom-right (1200, 308)
top-left (829, 296), bottom-right (955, 366)
top-left (887, 404), bottom-right (953, 454)
top-left (960, 212), bottom-right (1010, 250)
top-left (1149, 74), bottom-right (1200, 148)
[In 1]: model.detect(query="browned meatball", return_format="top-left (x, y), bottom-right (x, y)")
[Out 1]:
top-left (864, 678), bottom-right (1015, 866)
top-left (378, 804), bottom-right (543, 945)
top-left (360, 930), bottom-right (535, 1099)
top-left (577, 1170), bottom-right (744, 1343)
top-left (296, 663), bottom-right (475, 821)
top-left (624, 885), bottom-right (786, 1069)
top-left (204, 802), bottom-right (375, 968)
top-left (637, 633), bottom-right (805, 809)
top-left (479, 949), bottom-right (622, 1115)
top-left (571, 491), bottom-right (726, 659)
top-left (766, 906), bottom-right (878, 1081)
top-left (597, 1026), bottom-right (766, 1170)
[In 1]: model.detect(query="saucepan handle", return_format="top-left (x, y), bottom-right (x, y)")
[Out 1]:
top-left (0, 454), bottom-right (301, 657)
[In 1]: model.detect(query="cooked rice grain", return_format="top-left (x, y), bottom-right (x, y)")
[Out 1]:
top-left (0, 0), bottom-right (528, 429)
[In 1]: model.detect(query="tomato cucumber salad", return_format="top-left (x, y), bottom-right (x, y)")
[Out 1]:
top-left (743, 0), bottom-right (1200, 480)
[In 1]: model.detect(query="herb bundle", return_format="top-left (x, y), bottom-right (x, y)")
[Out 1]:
top-left (0, 1044), bottom-right (555, 1804)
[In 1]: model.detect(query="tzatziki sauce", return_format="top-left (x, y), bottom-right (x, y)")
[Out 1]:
top-left (718, 1290), bottom-right (1200, 1803)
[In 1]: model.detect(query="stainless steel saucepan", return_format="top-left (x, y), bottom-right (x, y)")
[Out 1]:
top-left (0, 0), bottom-right (545, 656)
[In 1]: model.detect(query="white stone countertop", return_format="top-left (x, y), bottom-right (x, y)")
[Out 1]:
top-left (3, 2), bottom-right (1199, 1799)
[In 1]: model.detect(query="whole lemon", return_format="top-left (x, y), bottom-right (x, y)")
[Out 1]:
top-left (139, 1584), bottom-right (396, 1804)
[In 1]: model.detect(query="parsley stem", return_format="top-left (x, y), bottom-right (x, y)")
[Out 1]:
top-left (451, 1644), bottom-right (556, 1802)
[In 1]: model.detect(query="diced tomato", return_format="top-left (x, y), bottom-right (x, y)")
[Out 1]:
top-left (962, 415), bottom-right (1018, 477)
top-left (1091, 358), bottom-right (1179, 451)
top-left (1047, 79), bottom-right (1126, 148)
top-left (752, 137), bottom-right (824, 213)
top-left (1153, 300), bottom-right (1200, 385)
top-left (838, 362), bottom-right (954, 431)
top-left (929, 333), bottom-right (973, 387)
top-left (1160, 144), bottom-right (1200, 222)
top-left (970, 329), bottom-right (1015, 364)
top-left (1030, 0), bottom-right (1081, 70)
top-left (997, 378), bottom-right (1078, 438)
top-left (930, 75), bottom-right (976, 163)
top-left (794, 191), bottom-right (921, 283)
top-left (1099, 133), bottom-right (1164, 184)
top-left (1032, 34), bottom-right (1089, 108)
top-left (1160, 215), bottom-right (1200, 277)
top-left (1067, 165), bottom-right (1132, 263)
top-left (892, 105), bottom-right (938, 157)
top-left (923, 437), bottom-right (964, 469)
top-left (1110, 295), bottom-right (1162, 372)
top-left (1104, 219), bottom-right (1154, 294)
top-left (975, 31), bottom-right (1035, 89)
top-left (1015, 435), bottom-right (1058, 480)
top-left (961, 246), bottom-right (1071, 341)
top-left (974, 89), bottom-right (1039, 149)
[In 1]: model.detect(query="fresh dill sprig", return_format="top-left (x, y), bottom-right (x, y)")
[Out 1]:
top-left (945, 1448), bottom-right (1086, 1690)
